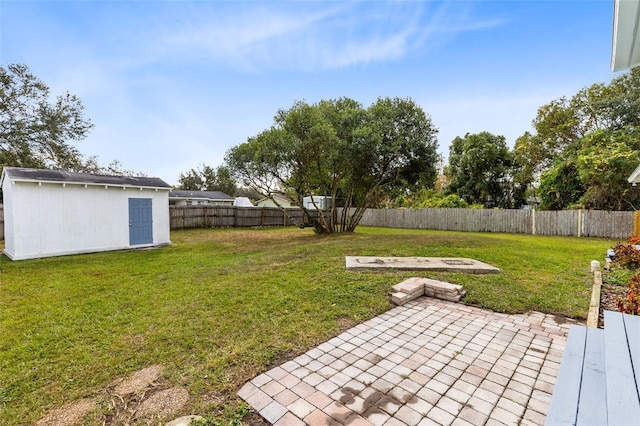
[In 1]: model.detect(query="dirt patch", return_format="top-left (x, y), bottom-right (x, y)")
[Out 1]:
top-left (36, 364), bottom-right (193, 425)
top-left (135, 386), bottom-right (189, 420)
top-left (242, 410), bottom-right (270, 426)
top-left (552, 314), bottom-right (568, 325)
top-left (113, 364), bottom-right (163, 396)
top-left (36, 399), bottom-right (97, 426)
top-left (336, 316), bottom-right (358, 331)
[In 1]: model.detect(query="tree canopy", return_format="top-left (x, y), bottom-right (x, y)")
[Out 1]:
top-left (225, 97), bottom-right (439, 234)
top-left (518, 68), bottom-right (640, 210)
top-left (178, 164), bottom-right (238, 195)
top-left (445, 132), bottom-right (526, 209)
top-left (0, 63), bottom-right (94, 170)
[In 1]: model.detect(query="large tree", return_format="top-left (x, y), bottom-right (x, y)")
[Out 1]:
top-left (446, 132), bottom-right (525, 209)
top-left (537, 160), bottom-right (584, 210)
top-left (0, 64), bottom-right (94, 170)
top-left (517, 68), bottom-right (640, 210)
top-left (574, 129), bottom-right (640, 210)
top-left (225, 97), bottom-right (439, 234)
top-left (178, 164), bottom-right (238, 195)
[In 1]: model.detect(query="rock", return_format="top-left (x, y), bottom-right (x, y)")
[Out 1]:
top-left (165, 415), bottom-right (204, 426)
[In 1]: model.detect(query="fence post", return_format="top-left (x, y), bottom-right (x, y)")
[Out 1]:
top-left (577, 209), bottom-right (582, 237)
top-left (233, 206), bottom-right (237, 228)
top-left (634, 211), bottom-right (640, 237)
top-left (531, 209), bottom-right (536, 235)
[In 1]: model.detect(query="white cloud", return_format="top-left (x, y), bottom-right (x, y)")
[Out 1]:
top-left (149, 1), bottom-right (508, 72)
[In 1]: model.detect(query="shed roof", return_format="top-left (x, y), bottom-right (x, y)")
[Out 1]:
top-left (1, 167), bottom-right (171, 189)
top-left (169, 190), bottom-right (234, 200)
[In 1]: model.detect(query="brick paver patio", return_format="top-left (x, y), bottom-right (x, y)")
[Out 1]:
top-left (239, 297), bottom-right (577, 425)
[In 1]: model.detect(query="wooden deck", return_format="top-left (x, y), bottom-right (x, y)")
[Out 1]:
top-left (546, 311), bottom-right (640, 425)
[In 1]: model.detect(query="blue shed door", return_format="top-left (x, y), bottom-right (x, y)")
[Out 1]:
top-left (129, 198), bottom-right (153, 245)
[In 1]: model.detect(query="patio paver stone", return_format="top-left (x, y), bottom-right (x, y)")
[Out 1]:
top-left (239, 297), bottom-right (575, 425)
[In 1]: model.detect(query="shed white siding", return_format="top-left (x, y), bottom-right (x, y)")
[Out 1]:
top-left (2, 169), bottom-right (170, 260)
top-left (303, 196), bottom-right (332, 210)
top-left (2, 178), bottom-right (15, 257)
top-left (255, 195), bottom-right (295, 208)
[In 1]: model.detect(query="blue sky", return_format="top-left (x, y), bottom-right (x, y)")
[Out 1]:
top-left (1, 0), bottom-right (618, 185)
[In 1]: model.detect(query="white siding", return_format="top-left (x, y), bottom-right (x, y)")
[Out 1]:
top-left (4, 181), bottom-right (170, 260)
top-left (303, 196), bottom-right (332, 210)
top-left (2, 174), bottom-right (16, 259)
top-left (256, 199), bottom-right (279, 208)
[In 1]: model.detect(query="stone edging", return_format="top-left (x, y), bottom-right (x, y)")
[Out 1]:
top-left (586, 261), bottom-right (603, 328)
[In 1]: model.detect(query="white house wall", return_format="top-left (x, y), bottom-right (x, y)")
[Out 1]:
top-left (5, 181), bottom-right (170, 260)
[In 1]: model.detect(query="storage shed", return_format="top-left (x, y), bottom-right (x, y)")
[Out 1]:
top-left (1, 167), bottom-right (172, 260)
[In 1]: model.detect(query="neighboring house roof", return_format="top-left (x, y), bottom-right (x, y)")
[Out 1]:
top-left (612, 0), bottom-right (640, 71)
top-left (169, 190), bottom-right (234, 201)
top-left (0, 167), bottom-right (171, 189)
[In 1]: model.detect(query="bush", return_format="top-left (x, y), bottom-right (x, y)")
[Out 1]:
top-left (610, 240), bottom-right (640, 270)
top-left (628, 236), bottom-right (640, 245)
top-left (616, 273), bottom-right (640, 315)
top-left (392, 189), bottom-right (471, 209)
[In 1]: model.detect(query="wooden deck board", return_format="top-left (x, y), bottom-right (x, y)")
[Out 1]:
top-left (547, 312), bottom-right (640, 425)
top-left (546, 324), bottom-right (586, 426)
top-left (623, 313), bottom-right (640, 398)
top-left (577, 328), bottom-right (607, 426)
top-left (604, 311), bottom-right (640, 424)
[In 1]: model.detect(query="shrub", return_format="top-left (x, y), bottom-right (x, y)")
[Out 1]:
top-left (628, 236), bottom-right (640, 245)
top-left (610, 241), bottom-right (640, 270)
top-left (390, 188), bottom-right (493, 209)
top-left (616, 273), bottom-right (640, 315)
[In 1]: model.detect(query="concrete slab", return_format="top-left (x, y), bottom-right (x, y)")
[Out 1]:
top-left (345, 257), bottom-right (500, 274)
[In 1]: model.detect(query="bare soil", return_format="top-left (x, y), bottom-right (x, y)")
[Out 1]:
top-left (598, 284), bottom-right (627, 328)
top-left (36, 365), bottom-right (190, 426)
top-left (36, 399), bottom-right (97, 426)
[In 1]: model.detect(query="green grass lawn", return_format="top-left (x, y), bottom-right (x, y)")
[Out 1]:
top-left (0, 227), bottom-right (615, 424)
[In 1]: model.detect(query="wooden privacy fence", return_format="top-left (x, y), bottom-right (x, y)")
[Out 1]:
top-left (170, 206), bottom-right (634, 239)
top-left (169, 206), bottom-right (321, 230)
top-left (0, 205), bottom-right (634, 241)
top-left (353, 208), bottom-right (635, 239)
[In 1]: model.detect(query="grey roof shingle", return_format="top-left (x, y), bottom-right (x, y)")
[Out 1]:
top-left (1, 167), bottom-right (171, 188)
